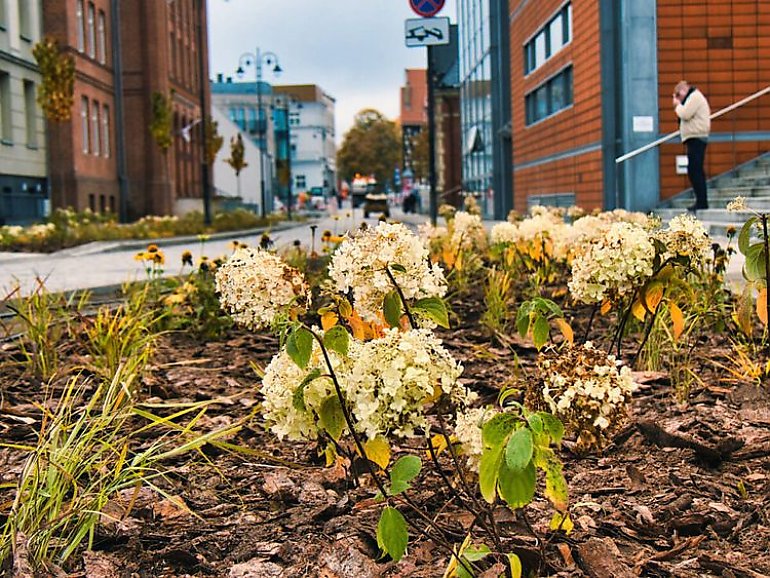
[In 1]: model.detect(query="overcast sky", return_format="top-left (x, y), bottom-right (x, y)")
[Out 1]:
top-left (208, 0), bottom-right (457, 143)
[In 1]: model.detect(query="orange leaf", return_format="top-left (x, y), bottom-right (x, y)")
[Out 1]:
top-left (553, 318), bottom-right (574, 344)
top-left (442, 248), bottom-right (456, 269)
top-left (347, 310), bottom-right (367, 340)
top-left (600, 300), bottom-right (612, 315)
top-left (669, 301), bottom-right (685, 341)
top-left (757, 288), bottom-right (768, 326)
top-left (642, 281), bottom-right (665, 314)
top-left (321, 312), bottom-right (338, 331)
top-left (631, 299), bottom-right (646, 322)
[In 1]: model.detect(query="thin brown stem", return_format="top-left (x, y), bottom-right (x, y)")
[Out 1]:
top-left (383, 266), bottom-right (416, 329)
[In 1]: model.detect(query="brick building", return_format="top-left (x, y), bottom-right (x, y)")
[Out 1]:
top-left (400, 68), bottom-right (427, 180)
top-left (509, 0), bottom-right (770, 213)
top-left (43, 0), bottom-right (210, 220)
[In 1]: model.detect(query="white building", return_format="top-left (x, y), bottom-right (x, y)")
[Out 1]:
top-left (211, 107), bottom-right (266, 214)
top-left (274, 84), bottom-right (336, 197)
top-left (0, 0), bottom-right (47, 225)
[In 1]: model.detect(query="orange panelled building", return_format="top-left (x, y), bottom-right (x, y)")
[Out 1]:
top-left (508, 0), bottom-right (770, 213)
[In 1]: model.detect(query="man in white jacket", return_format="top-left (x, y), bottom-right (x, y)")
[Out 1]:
top-left (673, 80), bottom-right (711, 211)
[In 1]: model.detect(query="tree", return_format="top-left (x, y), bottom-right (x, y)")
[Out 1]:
top-left (32, 38), bottom-right (75, 122)
top-left (337, 109), bottom-right (400, 190)
top-left (225, 133), bottom-right (248, 198)
top-left (205, 117), bottom-right (224, 165)
top-left (149, 91), bottom-right (173, 153)
top-left (410, 129), bottom-right (430, 182)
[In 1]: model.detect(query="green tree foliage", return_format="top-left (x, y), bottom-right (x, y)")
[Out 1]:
top-left (205, 117), bottom-right (224, 165)
top-left (32, 38), bottom-right (75, 122)
top-left (337, 109), bottom-right (400, 189)
top-left (226, 133), bottom-right (248, 176)
top-left (149, 91), bottom-right (174, 153)
top-left (410, 129), bottom-right (430, 182)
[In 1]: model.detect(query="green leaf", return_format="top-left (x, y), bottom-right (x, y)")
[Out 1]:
top-left (292, 368), bottom-right (322, 411)
top-left (538, 412), bottom-right (565, 445)
top-left (479, 443), bottom-right (504, 503)
top-left (323, 325), bottom-right (350, 357)
top-left (413, 297), bottom-right (450, 329)
top-left (287, 326), bottom-right (313, 369)
top-left (536, 297), bottom-right (563, 317)
top-left (739, 216), bottom-right (759, 255)
top-left (526, 413), bottom-right (544, 435)
top-left (390, 263), bottom-right (407, 273)
top-left (318, 395), bottom-right (345, 440)
top-left (497, 460), bottom-right (536, 510)
top-left (515, 303), bottom-right (532, 337)
top-left (505, 427), bottom-right (534, 471)
top-left (390, 455), bottom-right (421, 485)
top-left (377, 507), bottom-right (408, 561)
top-left (532, 315), bottom-right (550, 350)
top-left (481, 413), bottom-right (517, 448)
top-left (743, 242), bottom-right (767, 283)
top-left (508, 553), bottom-right (523, 578)
top-left (383, 290), bottom-right (402, 328)
top-left (462, 544), bottom-right (491, 562)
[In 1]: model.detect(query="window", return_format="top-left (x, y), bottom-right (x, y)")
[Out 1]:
top-left (91, 101), bottom-right (100, 155)
top-left (81, 96), bottom-right (89, 153)
top-left (523, 2), bottom-right (572, 75)
top-left (18, 0), bottom-right (30, 39)
top-left (97, 10), bottom-right (106, 64)
top-left (0, 72), bottom-right (11, 143)
top-left (289, 112), bottom-right (300, 126)
top-left (24, 80), bottom-right (36, 147)
top-left (87, 2), bottom-right (96, 58)
top-left (88, 193), bottom-right (95, 211)
top-left (102, 104), bottom-right (110, 157)
top-left (295, 175), bottom-right (306, 189)
top-left (0, 0), bottom-right (6, 29)
top-left (76, 1), bottom-right (85, 52)
top-left (525, 66), bottom-right (573, 125)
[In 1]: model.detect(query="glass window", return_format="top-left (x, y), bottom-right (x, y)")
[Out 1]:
top-left (81, 97), bottom-right (89, 153)
top-left (525, 66), bottom-right (573, 125)
top-left (87, 3), bottom-right (96, 58)
top-left (534, 32), bottom-right (546, 69)
top-left (24, 80), bottom-right (36, 146)
top-left (0, 72), bottom-right (11, 142)
top-left (91, 101), bottom-right (100, 155)
top-left (102, 104), bottom-right (110, 157)
top-left (18, 0), bottom-right (30, 39)
top-left (76, 1), bottom-right (85, 52)
top-left (97, 10), bottom-right (106, 64)
top-left (523, 2), bottom-right (572, 75)
top-left (549, 14), bottom-right (563, 54)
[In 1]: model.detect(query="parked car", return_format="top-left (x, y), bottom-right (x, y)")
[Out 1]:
top-left (363, 193), bottom-right (389, 219)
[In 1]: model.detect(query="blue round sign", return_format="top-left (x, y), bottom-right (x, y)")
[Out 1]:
top-left (409, 0), bottom-right (445, 17)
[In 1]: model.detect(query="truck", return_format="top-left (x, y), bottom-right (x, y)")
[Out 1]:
top-left (350, 175), bottom-right (377, 208)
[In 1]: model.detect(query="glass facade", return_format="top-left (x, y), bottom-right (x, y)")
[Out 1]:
top-left (458, 0), bottom-right (511, 219)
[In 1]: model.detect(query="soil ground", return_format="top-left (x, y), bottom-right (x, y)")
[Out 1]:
top-left (1, 289), bottom-right (769, 578)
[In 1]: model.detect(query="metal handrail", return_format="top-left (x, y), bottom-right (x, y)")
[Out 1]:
top-left (615, 85), bottom-right (770, 164)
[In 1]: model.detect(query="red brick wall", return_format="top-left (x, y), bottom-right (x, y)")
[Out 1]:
top-left (510, 0), bottom-right (604, 211)
top-left (657, 0), bottom-right (770, 200)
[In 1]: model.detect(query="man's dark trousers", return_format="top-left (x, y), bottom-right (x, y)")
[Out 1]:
top-left (686, 138), bottom-right (708, 209)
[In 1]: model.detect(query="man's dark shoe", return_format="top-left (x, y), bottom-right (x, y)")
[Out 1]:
top-left (687, 204), bottom-right (709, 213)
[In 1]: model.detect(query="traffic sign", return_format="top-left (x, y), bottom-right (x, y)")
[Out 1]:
top-left (409, 0), bottom-right (445, 18)
top-left (405, 17), bottom-right (450, 47)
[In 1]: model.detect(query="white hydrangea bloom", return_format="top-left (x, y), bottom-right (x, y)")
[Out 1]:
top-left (328, 222), bottom-right (447, 322)
top-left (726, 196), bottom-right (747, 212)
top-left (450, 211), bottom-right (486, 250)
top-left (215, 247), bottom-right (310, 329)
top-left (568, 221), bottom-right (655, 304)
top-left (490, 221), bottom-right (519, 246)
top-left (261, 334), bottom-right (359, 441)
top-left (454, 405), bottom-right (500, 469)
top-left (655, 213), bottom-right (711, 266)
top-left (346, 328), bottom-right (472, 440)
top-left (418, 222), bottom-right (449, 244)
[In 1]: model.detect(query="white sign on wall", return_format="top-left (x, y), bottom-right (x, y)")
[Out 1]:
top-left (632, 116), bottom-right (654, 133)
top-left (676, 155), bottom-right (689, 175)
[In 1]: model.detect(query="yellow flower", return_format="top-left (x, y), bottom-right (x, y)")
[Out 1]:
top-left (146, 243), bottom-right (159, 253)
top-left (152, 251), bottom-right (165, 265)
top-left (181, 250), bottom-right (193, 266)
top-left (163, 293), bottom-right (186, 306)
top-left (134, 251), bottom-right (146, 261)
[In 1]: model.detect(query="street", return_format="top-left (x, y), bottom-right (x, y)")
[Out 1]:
top-left (0, 207), bottom-right (428, 296)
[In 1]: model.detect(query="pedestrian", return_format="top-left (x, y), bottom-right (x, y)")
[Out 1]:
top-left (673, 80), bottom-right (711, 211)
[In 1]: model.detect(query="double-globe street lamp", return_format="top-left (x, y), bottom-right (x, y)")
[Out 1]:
top-left (236, 49), bottom-right (281, 219)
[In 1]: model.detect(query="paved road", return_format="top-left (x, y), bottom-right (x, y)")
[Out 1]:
top-left (0, 206), bottom-right (745, 297)
top-left (0, 206), bottom-right (428, 296)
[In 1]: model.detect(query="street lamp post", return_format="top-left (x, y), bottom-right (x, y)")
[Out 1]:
top-left (236, 48), bottom-right (281, 219)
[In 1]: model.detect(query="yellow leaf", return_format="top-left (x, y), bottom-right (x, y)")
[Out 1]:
top-left (442, 248), bottom-right (456, 269)
top-left (338, 299), bottom-right (353, 320)
top-left (426, 434), bottom-right (449, 460)
top-left (553, 318), bottom-right (574, 344)
top-left (631, 299), bottom-right (647, 322)
top-left (321, 311), bottom-right (338, 331)
top-left (505, 247), bottom-right (516, 268)
top-left (549, 512), bottom-right (574, 534)
top-left (669, 301), bottom-right (685, 341)
top-left (642, 281), bottom-right (665, 314)
top-left (600, 300), bottom-right (612, 315)
top-left (757, 288), bottom-right (768, 326)
top-left (364, 436), bottom-right (391, 469)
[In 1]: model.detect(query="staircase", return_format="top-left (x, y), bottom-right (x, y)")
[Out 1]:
top-left (655, 152), bottom-right (770, 237)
